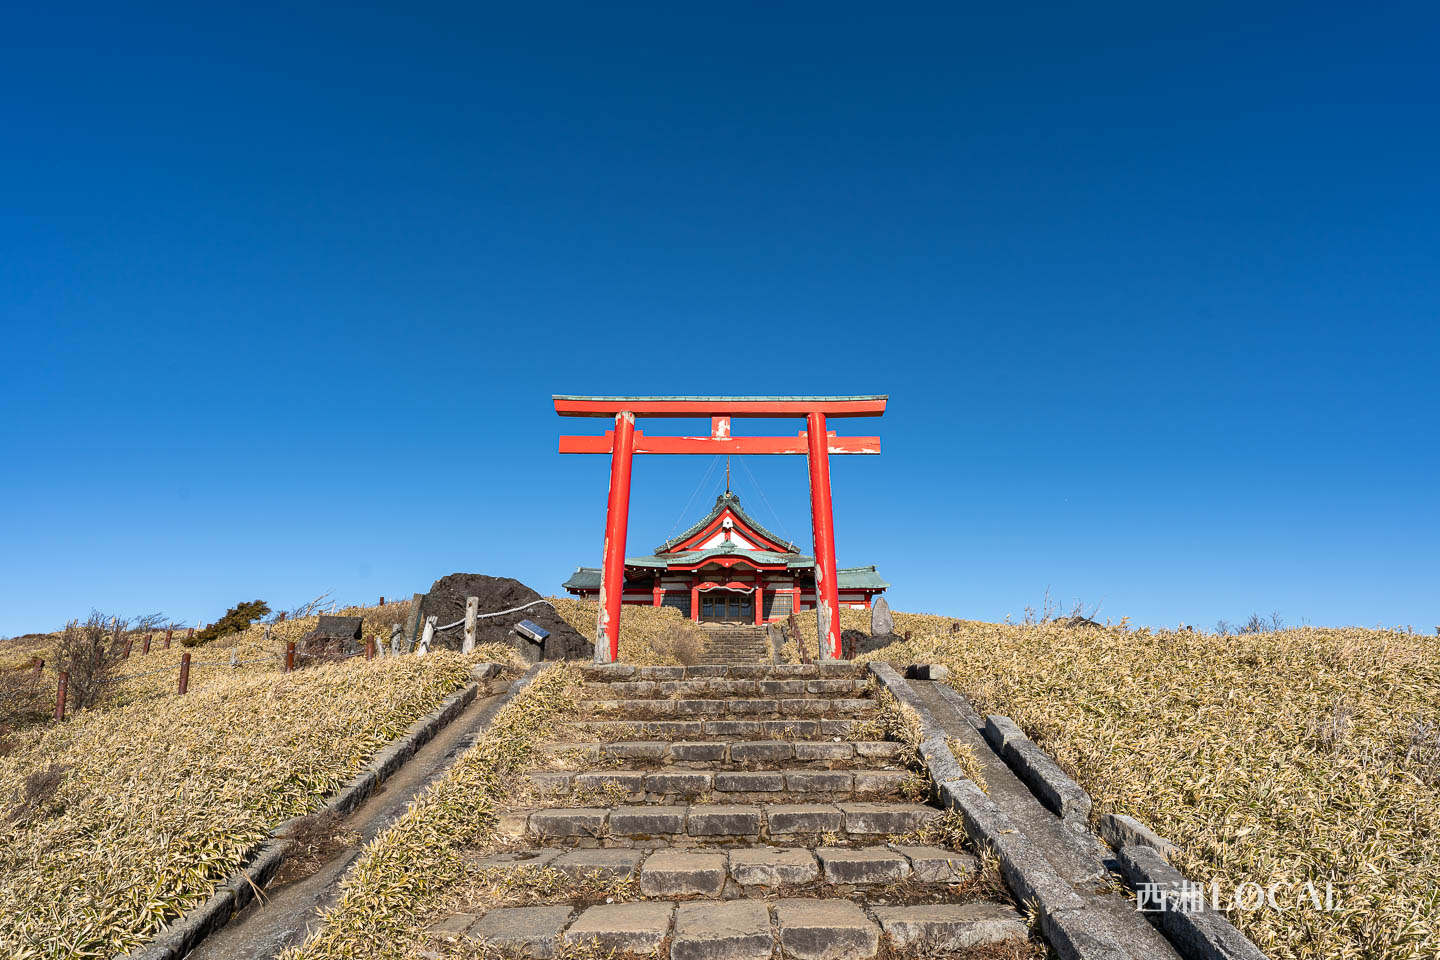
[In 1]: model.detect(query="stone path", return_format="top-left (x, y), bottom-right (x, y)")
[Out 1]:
top-left (430, 663), bottom-right (1035, 959)
top-left (696, 623), bottom-right (771, 664)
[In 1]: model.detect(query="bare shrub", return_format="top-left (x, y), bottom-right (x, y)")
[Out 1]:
top-left (294, 637), bottom-right (350, 669)
top-left (1309, 695), bottom-right (1355, 753)
top-left (0, 663), bottom-right (47, 753)
top-left (1023, 589), bottom-right (1102, 627)
top-left (1239, 611), bottom-right (1285, 634)
top-left (52, 612), bottom-right (128, 712)
top-left (1405, 719), bottom-right (1440, 786)
top-left (647, 623), bottom-right (706, 666)
top-left (285, 592), bottom-right (334, 621)
top-left (3, 761), bottom-right (71, 825)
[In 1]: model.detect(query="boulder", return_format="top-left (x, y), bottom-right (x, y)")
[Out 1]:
top-left (417, 574), bottom-right (592, 660)
top-left (297, 615), bottom-right (365, 659)
top-left (870, 597), bottom-right (895, 636)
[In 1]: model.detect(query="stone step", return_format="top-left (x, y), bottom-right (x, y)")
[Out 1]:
top-left (579, 697), bottom-right (877, 718)
top-left (537, 739), bottom-right (910, 768)
top-left (441, 898), bottom-right (1027, 959)
top-left (523, 768), bottom-right (919, 803)
top-left (581, 662), bottom-right (866, 682)
top-left (499, 801), bottom-right (943, 844)
top-left (465, 842), bottom-right (979, 892)
top-left (696, 654), bottom-right (772, 662)
top-left (559, 718), bottom-right (863, 741)
top-left (696, 659), bottom-right (773, 666)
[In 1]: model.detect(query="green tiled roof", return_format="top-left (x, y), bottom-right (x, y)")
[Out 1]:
top-left (631, 544), bottom-right (814, 569)
top-left (655, 492), bottom-right (798, 554)
top-left (561, 568), bottom-right (603, 590)
top-left (833, 565), bottom-right (890, 589)
top-left (562, 492), bottom-right (887, 595)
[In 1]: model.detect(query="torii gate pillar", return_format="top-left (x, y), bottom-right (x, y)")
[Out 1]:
top-left (805, 412), bottom-right (842, 654)
top-left (556, 395), bottom-right (886, 663)
top-left (596, 412), bottom-right (636, 659)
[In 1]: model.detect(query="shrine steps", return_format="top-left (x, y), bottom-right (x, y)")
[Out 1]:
top-left (431, 661), bottom-right (1034, 959)
top-left (533, 738), bottom-right (910, 768)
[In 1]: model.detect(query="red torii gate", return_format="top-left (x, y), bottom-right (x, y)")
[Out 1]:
top-left (555, 395), bottom-right (886, 663)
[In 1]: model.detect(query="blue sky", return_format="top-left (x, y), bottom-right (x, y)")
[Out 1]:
top-left (2, 3), bottom-right (1437, 636)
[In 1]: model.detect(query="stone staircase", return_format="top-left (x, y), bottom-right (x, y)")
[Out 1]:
top-left (696, 623), bottom-right (772, 664)
top-left (435, 663), bottom-right (1034, 959)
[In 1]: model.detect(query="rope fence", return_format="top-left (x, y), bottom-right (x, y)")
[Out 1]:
top-left (43, 635), bottom-right (399, 720)
top-left (433, 598), bottom-right (553, 632)
top-left (14, 593), bottom-right (522, 722)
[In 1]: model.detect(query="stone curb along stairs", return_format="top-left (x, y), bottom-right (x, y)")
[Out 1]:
top-left (873, 663), bottom-right (1269, 960)
top-left (124, 661), bottom-right (532, 960)
top-left (434, 660), bottom-right (1034, 960)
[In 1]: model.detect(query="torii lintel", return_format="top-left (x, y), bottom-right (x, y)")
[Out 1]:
top-left (555, 395), bottom-right (887, 664)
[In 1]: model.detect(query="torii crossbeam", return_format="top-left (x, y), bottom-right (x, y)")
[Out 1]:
top-left (555, 395), bottom-right (886, 663)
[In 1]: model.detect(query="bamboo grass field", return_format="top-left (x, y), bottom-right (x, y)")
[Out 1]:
top-left (5, 595), bottom-right (1433, 959)
top-left (781, 607), bottom-right (1439, 960)
top-left (276, 664), bottom-right (580, 960)
top-left (0, 602), bottom-right (513, 959)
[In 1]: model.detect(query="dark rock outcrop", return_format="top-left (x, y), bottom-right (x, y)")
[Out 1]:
top-left (418, 573), bottom-right (592, 661)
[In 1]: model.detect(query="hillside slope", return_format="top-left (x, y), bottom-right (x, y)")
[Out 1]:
top-left (0, 602), bottom-right (519, 958)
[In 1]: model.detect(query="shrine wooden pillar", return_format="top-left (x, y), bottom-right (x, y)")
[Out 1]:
top-left (596, 411), bottom-right (636, 663)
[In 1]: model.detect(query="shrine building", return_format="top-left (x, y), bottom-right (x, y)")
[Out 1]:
top-left (562, 490), bottom-right (888, 624)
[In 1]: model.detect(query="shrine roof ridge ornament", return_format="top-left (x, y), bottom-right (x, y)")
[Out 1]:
top-left (557, 392), bottom-right (885, 662)
top-left (552, 395), bottom-right (887, 417)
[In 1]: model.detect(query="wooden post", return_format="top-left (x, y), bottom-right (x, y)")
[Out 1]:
top-left (417, 616), bottom-right (436, 656)
top-left (165, 628), bottom-right (173, 649)
top-left (178, 653), bottom-right (191, 694)
top-left (186, 627), bottom-right (195, 643)
top-left (55, 671), bottom-right (68, 720)
top-left (379, 596), bottom-right (385, 607)
top-left (365, 638), bottom-right (375, 660)
top-left (142, 633), bottom-right (151, 655)
top-left (285, 642), bottom-right (296, 672)
top-left (121, 638), bottom-right (133, 659)
top-left (462, 596), bottom-right (478, 654)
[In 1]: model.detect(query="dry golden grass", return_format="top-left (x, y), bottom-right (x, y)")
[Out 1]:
top-left (0, 642), bottom-right (480, 959)
top-left (800, 609), bottom-right (1440, 960)
top-left (0, 600), bottom-right (423, 700)
top-left (548, 596), bottom-right (697, 664)
top-left (279, 663), bottom-right (580, 960)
